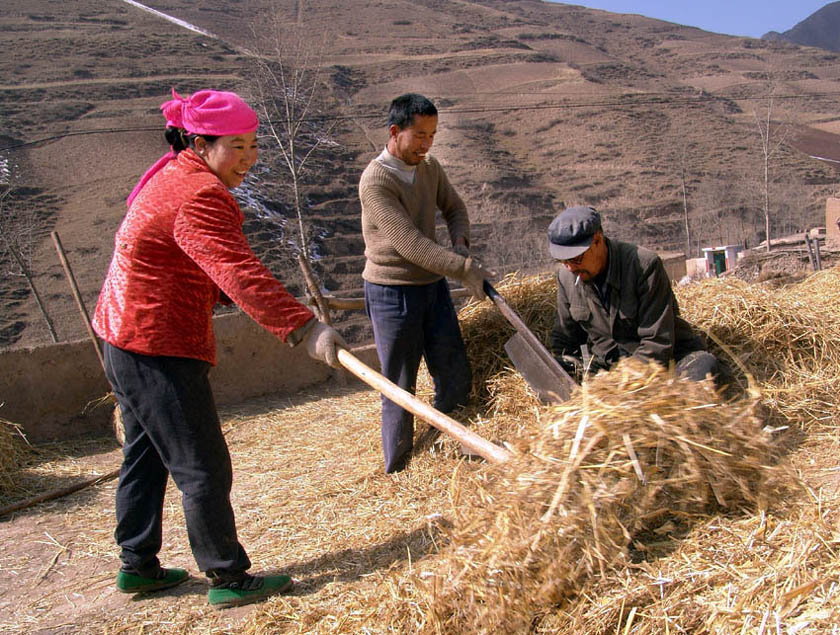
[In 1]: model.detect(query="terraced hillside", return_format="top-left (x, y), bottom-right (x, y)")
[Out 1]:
top-left (2, 0), bottom-right (839, 348)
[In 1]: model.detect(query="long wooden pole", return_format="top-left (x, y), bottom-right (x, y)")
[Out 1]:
top-left (337, 348), bottom-right (512, 464)
top-left (297, 253), bottom-right (346, 384)
top-left (0, 468), bottom-right (120, 518)
top-left (51, 231), bottom-right (105, 372)
top-left (297, 253), bottom-right (331, 324)
top-left (804, 233), bottom-right (816, 271)
top-left (814, 234), bottom-right (822, 271)
top-left (1, 346), bottom-right (510, 516)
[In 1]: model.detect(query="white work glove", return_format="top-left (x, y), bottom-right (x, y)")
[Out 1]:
top-left (461, 257), bottom-right (492, 302)
top-left (303, 321), bottom-right (346, 369)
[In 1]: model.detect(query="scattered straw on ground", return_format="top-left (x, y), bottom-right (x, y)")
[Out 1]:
top-left (357, 358), bottom-right (785, 633)
top-left (677, 267), bottom-right (840, 429)
top-left (0, 417), bottom-right (31, 498)
top-left (2, 271), bottom-right (840, 633)
top-left (459, 272), bottom-right (557, 400)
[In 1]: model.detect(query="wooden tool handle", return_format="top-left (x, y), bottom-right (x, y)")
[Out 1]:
top-left (336, 348), bottom-right (511, 464)
top-left (51, 231), bottom-right (105, 372)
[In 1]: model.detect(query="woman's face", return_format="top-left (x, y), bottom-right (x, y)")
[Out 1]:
top-left (195, 131), bottom-right (258, 188)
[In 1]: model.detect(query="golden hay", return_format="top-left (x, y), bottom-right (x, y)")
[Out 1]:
top-left (367, 358), bottom-right (784, 633)
top-left (464, 269), bottom-right (840, 430)
top-left (677, 267), bottom-right (840, 428)
top-left (8, 271), bottom-right (840, 634)
top-left (550, 484), bottom-right (840, 634)
top-left (0, 417), bottom-right (31, 498)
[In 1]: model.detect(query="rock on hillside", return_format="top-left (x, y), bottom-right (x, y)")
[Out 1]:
top-left (763, 1), bottom-right (840, 51)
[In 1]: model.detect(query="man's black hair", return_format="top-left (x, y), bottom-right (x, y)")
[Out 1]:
top-left (388, 93), bottom-right (437, 129)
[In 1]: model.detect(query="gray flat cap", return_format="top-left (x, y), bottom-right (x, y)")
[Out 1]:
top-left (547, 206), bottom-right (602, 260)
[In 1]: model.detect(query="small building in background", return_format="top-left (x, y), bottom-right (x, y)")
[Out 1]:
top-left (685, 257), bottom-right (707, 279)
top-left (701, 245), bottom-right (743, 276)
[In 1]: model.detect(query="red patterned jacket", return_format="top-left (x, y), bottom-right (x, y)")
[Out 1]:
top-left (93, 149), bottom-right (314, 365)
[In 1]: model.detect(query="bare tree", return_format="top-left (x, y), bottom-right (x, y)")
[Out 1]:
top-left (247, 16), bottom-right (338, 265)
top-left (693, 176), bottom-right (756, 250)
top-left (771, 179), bottom-right (813, 237)
top-left (752, 73), bottom-right (792, 252)
top-left (0, 163), bottom-right (58, 343)
top-left (678, 145), bottom-right (692, 257)
top-left (475, 193), bottom-right (552, 274)
top-left (660, 121), bottom-right (697, 257)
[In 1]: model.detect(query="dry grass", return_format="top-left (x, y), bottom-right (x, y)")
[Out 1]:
top-left (4, 271), bottom-right (840, 633)
top-left (0, 417), bottom-right (31, 498)
top-left (677, 267), bottom-right (840, 429)
top-left (347, 358), bottom-right (785, 634)
top-left (459, 272), bottom-right (557, 400)
top-left (550, 473), bottom-right (840, 633)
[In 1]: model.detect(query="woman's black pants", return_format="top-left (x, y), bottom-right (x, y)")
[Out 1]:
top-left (103, 343), bottom-right (251, 578)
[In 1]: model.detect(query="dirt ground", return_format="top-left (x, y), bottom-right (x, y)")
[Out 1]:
top-left (4, 1), bottom-right (840, 630)
top-left (3, 375), bottom-right (840, 634)
top-left (3, 0), bottom-right (840, 350)
top-left (0, 376), bottom-right (456, 633)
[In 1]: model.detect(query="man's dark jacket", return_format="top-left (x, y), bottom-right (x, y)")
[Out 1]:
top-left (550, 237), bottom-right (705, 366)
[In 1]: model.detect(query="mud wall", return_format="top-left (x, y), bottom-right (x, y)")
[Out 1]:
top-left (826, 198), bottom-right (840, 248)
top-left (659, 251), bottom-right (688, 282)
top-left (0, 312), bottom-right (376, 443)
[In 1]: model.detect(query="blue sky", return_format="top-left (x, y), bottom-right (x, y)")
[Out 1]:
top-left (548, 1), bottom-right (831, 38)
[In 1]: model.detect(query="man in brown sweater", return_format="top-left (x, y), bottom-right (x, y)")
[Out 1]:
top-left (359, 93), bottom-right (489, 473)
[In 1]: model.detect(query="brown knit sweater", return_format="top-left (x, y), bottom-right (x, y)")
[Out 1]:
top-left (359, 155), bottom-right (470, 285)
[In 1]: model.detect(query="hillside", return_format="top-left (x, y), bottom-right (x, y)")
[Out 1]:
top-left (764, 1), bottom-right (840, 52)
top-left (2, 0), bottom-right (840, 348)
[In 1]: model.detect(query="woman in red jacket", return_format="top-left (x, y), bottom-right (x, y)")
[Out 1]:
top-left (93, 88), bottom-right (344, 609)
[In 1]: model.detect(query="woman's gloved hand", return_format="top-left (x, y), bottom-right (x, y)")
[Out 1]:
top-left (303, 321), bottom-right (347, 369)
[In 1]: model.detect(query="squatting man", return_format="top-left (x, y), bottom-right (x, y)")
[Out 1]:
top-left (547, 205), bottom-right (718, 381)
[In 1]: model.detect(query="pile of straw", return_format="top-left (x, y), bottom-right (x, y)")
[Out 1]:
top-left (10, 270), bottom-right (839, 633)
top-left (677, 267), bottom-right (840, 428)
top-left (0, 417), bottom-right (31, 498)
top-left (551, 481), bottom-right (840, 633)
top-left (375, 357), bottom-right (783, 633)
top-left (461, 268), bottom-right (840, 430)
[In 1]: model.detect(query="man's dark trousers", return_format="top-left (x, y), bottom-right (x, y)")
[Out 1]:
top-left (104, 342), bottom-right (251, 578)
top-left (365, 279), bottom-right (472, 473)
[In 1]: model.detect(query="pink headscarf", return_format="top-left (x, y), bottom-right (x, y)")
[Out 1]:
top-left (126, 88), bottom-right (259, 206)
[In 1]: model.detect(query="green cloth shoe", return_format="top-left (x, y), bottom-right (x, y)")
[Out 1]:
top-left (116, 567), bottom-right (189, 594)
top-left (208, 574), bottom-right (293, 609)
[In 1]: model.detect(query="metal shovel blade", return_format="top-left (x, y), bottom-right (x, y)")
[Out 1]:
top-left (504, 331), bottom-right (573, 403)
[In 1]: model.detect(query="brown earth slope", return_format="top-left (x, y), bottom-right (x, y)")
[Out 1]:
top-left (2, 0), bottom-right (839, 348)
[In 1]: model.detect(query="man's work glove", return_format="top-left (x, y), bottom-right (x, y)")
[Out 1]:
top-left (557, 354), bottom-right (583, 382)
top-left (303, 321), bottom-right (347, 369)
top-left (461, 257), bottom-right (494, 302)
top-left (453, 243), bottom-right (470, 258)
top-left (583, 354), bottom-right (612, 376)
